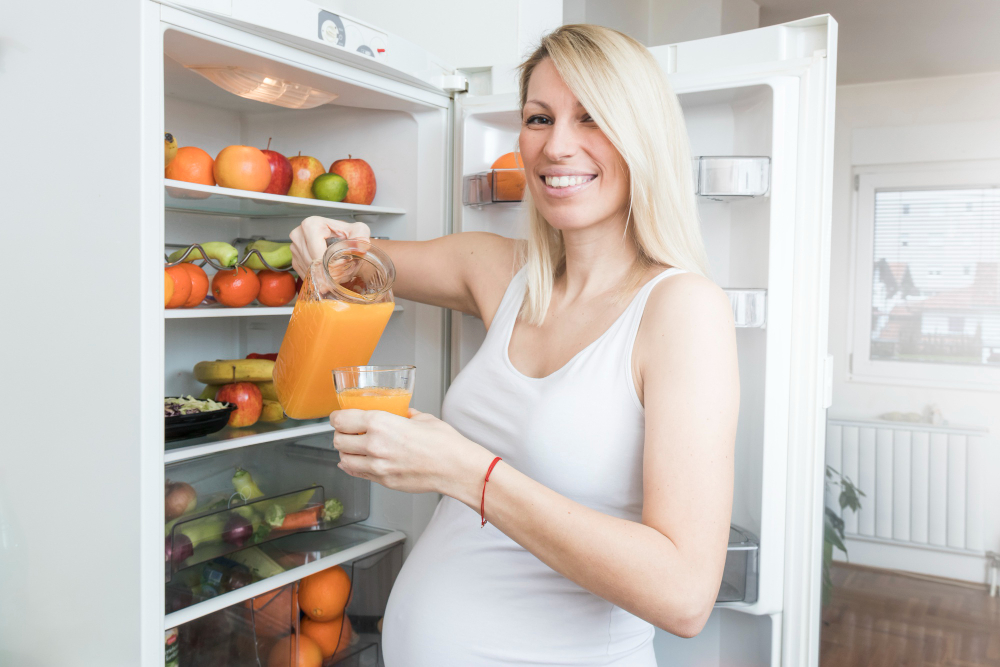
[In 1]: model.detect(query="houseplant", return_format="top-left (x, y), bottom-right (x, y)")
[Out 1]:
top-left (823, 465), bottom-right (864, 606)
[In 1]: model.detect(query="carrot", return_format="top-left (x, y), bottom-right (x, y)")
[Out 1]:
top-left (276, 505), bottom-right (322, 531)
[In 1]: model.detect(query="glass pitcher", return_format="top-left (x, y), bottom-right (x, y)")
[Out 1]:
top-left (273, 238), bottom-right (396, 420)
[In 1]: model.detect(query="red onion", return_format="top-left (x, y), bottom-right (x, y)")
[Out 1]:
top-left (223, 514), bottom-right (252, 547)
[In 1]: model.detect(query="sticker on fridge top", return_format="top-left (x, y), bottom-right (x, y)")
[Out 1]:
top-left (317, 10), bottom-right (388, 62)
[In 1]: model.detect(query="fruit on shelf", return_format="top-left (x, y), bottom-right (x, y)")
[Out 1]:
top-left (311, 173), bottom-right (348, 202)
top-left (212, 267), bottom-right (260, 307)
top-left (215, 382), bottom-right (263, 427)
top-left (164, 270), bottom-right (174, 307)
top-left (178, 263), bottom-right (209, 308)
top-left (490, 151), bottom-right (526, 201)
top-left (197, 384), bottom-right (217, 400)
top-left (242, 239), bottom-right (292, 271)
top-left (194, 358), bottom-right (275, 385)
top-left (167, 241), bottom-right (239, 268)
top-left (328, 156), bottom-right (376, 205)
top-left (164, 133), bottom-right (178, 167)
top-left (260, 400), bottom-right (286, 423)
top-left (301, 615), bottom-right (353, 659)
top-left (164, 265), bottom-right (192, 309)
top-left (298, 565), bottom-right (352, 622)
top-left (267, 634), bottom-right (323, 667)
top-left (261, 140), bottom-right (293, 196)
top-left (288, 154), bottom-right (326, 198)
top-left (257, 270), bottom-right (297, 307)
top-left (165, 146), bottom-right (216, 186)
top-left (214, 145), bottom-right (272, 192)
top-left (254, 380), bottom-right (279, 401)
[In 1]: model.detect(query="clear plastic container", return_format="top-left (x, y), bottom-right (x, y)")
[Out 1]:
top-left (165, 437), bottom-right (370, 578)
top-left (692, 156), bottom-right (770, 199)
top-left (717, 525), bottom-right (759, 604)
top-left (273, 238), bottom-right (396, 419)
top-left (462, 168), bottom-right (526, 205)
top-left (726, 288), bottom-right (767, 328)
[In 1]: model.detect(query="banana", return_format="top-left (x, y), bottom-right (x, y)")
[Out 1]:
top-left (255, 381), bottom-right (279, 402)
top-left (259, 400), bottom-right (286, 423)
top-left (242, 239), bottom-right (293, 271)
top-left (194, 359), bottom-right (275, 385)
top-left (165, 132), bottom-right (178, 167)
top-left (167, 241), bottom-right (239, 268)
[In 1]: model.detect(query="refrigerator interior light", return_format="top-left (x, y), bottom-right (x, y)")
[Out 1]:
top-left (185, 66), bottom-right (338, 109)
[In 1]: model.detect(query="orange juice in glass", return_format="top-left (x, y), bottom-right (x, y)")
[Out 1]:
top-left (273, 239), bottom-right (396, 420)
top-left (332, 365), bottom-right (415, 418)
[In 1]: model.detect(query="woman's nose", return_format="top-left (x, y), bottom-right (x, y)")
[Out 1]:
top-left (542, 119), bottom-right (579, 162)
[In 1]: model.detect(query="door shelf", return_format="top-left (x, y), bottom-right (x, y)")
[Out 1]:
top-left (165, 524), bottom-right (405, 629)
top-left (165, 304), bottom-right (404, 319)
top-left (692, 156), bottom-right (770, 200)
top-left (165, 179), bottom-right (406, 218)
top-left (725, 288), bottom-right (767, 328)
top-left (165, 419), bottom-right (333, 463)
top-left (715, 524), bottom-right (759, 605)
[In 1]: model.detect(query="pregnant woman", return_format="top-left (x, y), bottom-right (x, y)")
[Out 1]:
top-left (290, 24), bottom-right (739, 666)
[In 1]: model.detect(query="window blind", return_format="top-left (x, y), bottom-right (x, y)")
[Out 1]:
top-left (870, 188), bottom-right (1000, 366)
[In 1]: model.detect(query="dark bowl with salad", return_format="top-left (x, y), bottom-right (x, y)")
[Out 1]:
top-left (165, 396), bottom-right (236, 442)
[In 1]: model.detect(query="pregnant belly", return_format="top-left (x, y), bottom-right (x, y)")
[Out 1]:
top-left (381, 498), bottom-right (653, 667)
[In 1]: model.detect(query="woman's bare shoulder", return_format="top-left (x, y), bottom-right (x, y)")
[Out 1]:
top-left (639, 271), bottom-right (735, 355)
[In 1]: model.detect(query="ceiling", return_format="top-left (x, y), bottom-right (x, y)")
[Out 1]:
top-left (756, 0), bottom-right (1000, 85)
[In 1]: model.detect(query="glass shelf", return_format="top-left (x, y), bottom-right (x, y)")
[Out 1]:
top-left (165, 304), bottom-right (403, 319)
top-left (165, 418), bottom-right (333, 463)
top-left (716, 524), bottom-right (759, 605)
top-left (165, 179), bottom-right (406, 218)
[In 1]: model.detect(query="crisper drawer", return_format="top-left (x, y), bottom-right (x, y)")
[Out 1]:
top-left (170, 543), bottom-right (403, 667)
top-left (716, 525), bottom-right (759, 604)
top-left (165, 435), bottom-right (369, 579)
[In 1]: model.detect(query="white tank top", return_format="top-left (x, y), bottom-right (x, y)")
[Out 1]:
top-left (382, 266), bottom-right (686, 666)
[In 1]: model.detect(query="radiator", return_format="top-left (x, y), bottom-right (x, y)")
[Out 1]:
top-left (826, 419), bottom-right (988, 553)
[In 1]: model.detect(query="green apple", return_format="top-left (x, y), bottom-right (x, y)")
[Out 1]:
top-left (287, 154), bottom-right (325, 198)
top-left (312, 173), bottom-right (349, 202)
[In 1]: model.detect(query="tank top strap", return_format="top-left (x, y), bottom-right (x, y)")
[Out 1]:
top-left (617, 267), bottom-right (688, 413)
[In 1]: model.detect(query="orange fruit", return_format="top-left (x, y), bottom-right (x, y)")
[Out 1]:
top-left (266, 634), bottom-right (322, 667)
top-left (490, 151), bottom-right (525, 202)
top-left (164, 265), bottom-right (192, 309)
top-left (164, 270), bottom-right (174, 307)
top-left (297, 566), bottom-right (351, 622)
top-left (212, 267), bottom-right (260, 308)
top-left (257, 270), bottom-right (297, 307)
top-left (300, 616), bottom-right (353, 658)
top-left (165, 146), bottom-right (216, 186)
top-left (178, 263), bottom-right (209, 308)
top-left (214, 145), bottom-right (272, 192)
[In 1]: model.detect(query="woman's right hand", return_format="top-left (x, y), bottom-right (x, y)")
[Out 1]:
top-left (289, 216), bottom-right (371, 277)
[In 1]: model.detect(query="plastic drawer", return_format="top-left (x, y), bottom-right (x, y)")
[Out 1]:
top-left (717, 525), bottom-right (759, 604)
top-left (462, 168), bottom-right (525, 205)
top-left (165, 435), bottom-right (369, 578)
top-left (726, 288), bottom-right (767, 328)
top-left (692, 156), bottom-right (771, 199)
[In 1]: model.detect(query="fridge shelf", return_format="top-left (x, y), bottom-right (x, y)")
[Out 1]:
top-left (462, 168), bottom-right (525, 206)
top-left (725, 288), bottom-right (767, 328)
top-left (165, 418), bottom-right (333, 463)
top-left (165, 179), bottom-right (406, 218)
top-left (692, 156), bottom-right (770, 200)
top-left (716, 524), bottom-right (759, 605)
top-left (165, 304), bottom-right (404, 319)
top-left (165, 524), bottom-right (406, 629)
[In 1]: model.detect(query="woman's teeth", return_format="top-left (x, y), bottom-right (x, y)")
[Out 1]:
top-left (544, 175), bottom-right (594, 188)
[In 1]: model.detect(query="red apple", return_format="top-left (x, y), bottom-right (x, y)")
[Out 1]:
top-left (329, 155), bottom-right (376, 205)
top-left (262, 149), bottom-right (293, 195)
top-left (288, 154), bottom-right (326, 198)
top-left (215, 382), bottom-right (263, 428)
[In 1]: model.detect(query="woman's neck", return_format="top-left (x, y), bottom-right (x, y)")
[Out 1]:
top-left (558, 214), bottom-right (639, 301)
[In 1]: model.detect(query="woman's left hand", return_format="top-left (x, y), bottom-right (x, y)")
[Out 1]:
top-left (331, 409), bottom-right (493, 500)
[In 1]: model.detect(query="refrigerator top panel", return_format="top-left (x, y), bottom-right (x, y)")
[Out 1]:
top-left (158, 0), bottom-right (457, 100)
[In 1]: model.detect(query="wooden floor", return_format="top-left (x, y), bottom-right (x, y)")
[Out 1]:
top-left (821, 563), bottom-right (1000, 667)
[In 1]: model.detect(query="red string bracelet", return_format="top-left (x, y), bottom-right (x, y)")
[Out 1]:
top-left (480, 456), bottom-right (502, 527)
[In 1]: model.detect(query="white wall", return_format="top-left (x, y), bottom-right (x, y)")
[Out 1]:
top-left (829, 71), bottom-right (1000, 583)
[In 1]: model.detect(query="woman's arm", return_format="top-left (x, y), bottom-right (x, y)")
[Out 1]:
top-left (289, 216), bottom-right (517, 321)
top-left (331, 273), bottom-right (739, 636)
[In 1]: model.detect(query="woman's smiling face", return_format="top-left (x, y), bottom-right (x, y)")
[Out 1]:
top-left (518, 58), bottom-right (630, 233)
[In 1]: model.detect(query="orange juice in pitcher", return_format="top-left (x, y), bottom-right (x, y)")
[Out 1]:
top-left (273, 239), bottom-right (396, 420)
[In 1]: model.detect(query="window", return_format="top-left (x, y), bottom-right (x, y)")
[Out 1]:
top-left (850, 166), bottom-right (1000, 389)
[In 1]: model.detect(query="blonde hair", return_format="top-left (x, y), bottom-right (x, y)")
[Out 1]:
top-left (517, 24), bottom-right (710, 324)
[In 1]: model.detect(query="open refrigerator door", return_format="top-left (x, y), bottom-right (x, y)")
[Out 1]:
top-left (452, 17), bottom-right (837, 667)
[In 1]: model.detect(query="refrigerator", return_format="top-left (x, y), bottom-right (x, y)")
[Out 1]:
top-left (0, 2), bottom-right (836, 666)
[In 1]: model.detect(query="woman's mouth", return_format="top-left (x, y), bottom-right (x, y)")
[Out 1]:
top-left (540, 174), bottom-right (597, 197)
